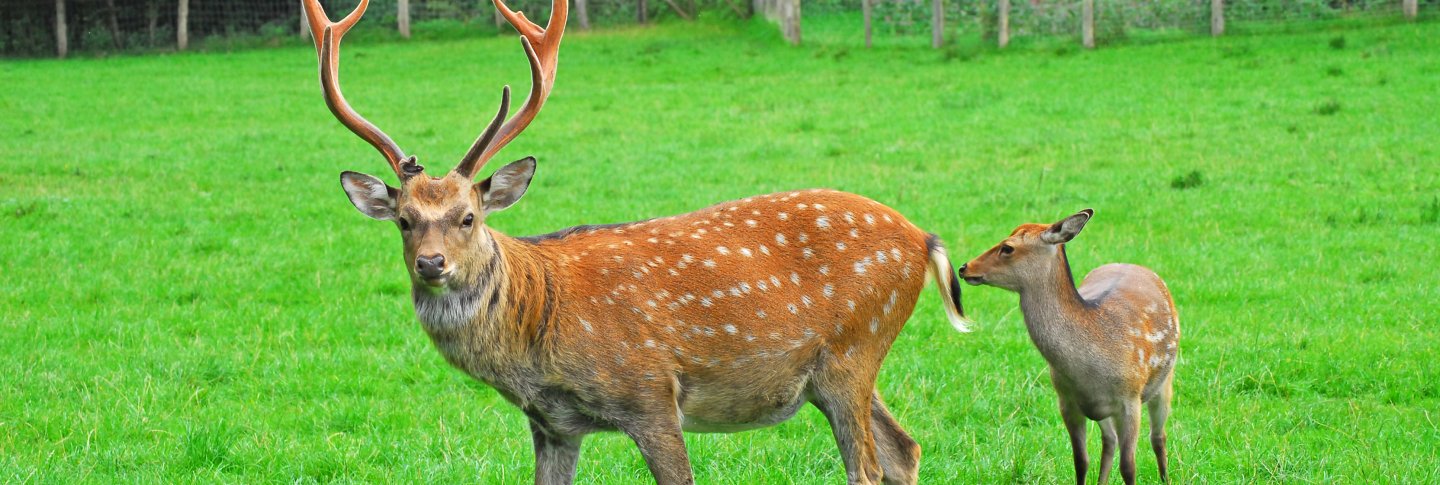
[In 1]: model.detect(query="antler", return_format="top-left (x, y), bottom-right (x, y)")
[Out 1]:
top-left (302, 0), bottom-right (413, 179)
top-left (453, 0), bottom-right (568, 179)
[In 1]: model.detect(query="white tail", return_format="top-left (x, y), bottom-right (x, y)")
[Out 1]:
top-left (926, 241), bottom-right (973, 333)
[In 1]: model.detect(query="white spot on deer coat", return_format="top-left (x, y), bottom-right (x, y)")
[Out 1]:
top-left (776, 233), bottom-right (788, 245)
top-left (823, 284), bottom-right (835, 298)
top-left (1145, 330), bottom-right (1167, 343)
top-left (869, 317), bottom-right (880, 334)
top-left (716, 246), bottom-right (730, 255)
top-left (816, 216), bottom-right (831, 229)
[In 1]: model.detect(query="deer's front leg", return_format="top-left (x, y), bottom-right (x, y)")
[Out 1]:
top-left (620, 411), bottom-right (694, 485)
top-left (530, 420), bottom-right (583, 485)
top-left (1059, 397), bottom-right (1089, 485)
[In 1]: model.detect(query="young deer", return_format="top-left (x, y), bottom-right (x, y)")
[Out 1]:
top-left (958, 210), bottom-right (1177, 485)
top-left (300, 1), bottom-right (971, 483)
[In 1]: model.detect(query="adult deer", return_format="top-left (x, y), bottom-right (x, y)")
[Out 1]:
top-left (958, 210), bottom-right (1178, 485)
top-left (300, 0), bottom-right (971, 483)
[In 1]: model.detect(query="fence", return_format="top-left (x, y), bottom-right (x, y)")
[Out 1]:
top-left (806, 0), bottom-right (1433, 49)
top-left (1, 0), bottom-right (1433, 58)
top-left (1, 0), bottom-right (708, 58)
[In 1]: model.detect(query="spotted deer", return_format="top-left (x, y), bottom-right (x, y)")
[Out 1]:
top-left (958, 210), bottom-right (1178, 485)
top-left (300, 0), bottom-right (971, 483)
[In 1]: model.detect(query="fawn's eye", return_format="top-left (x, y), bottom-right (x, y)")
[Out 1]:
top-left (999, 244), bottom-right (1014, 256)
top-left (462, 214), bottom-right (475, 228)
top-left (399, 218), bottom-right (412, 231)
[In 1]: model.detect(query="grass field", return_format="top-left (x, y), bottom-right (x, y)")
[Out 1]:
top-left (2, 14), bottom-right (1438, 483)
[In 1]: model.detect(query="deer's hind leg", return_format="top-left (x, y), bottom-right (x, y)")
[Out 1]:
top-left (869, 391), bottom-right (920, 485)
top-left (1147, 372), bottom-right (1175, 482)
top-left (811, 358), bottom-right (883, 484)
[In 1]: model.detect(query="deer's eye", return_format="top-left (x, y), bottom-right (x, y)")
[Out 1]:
top-left (462, 213), bottom-right (475, 228)
top-left (999, 244), bottom-right (1014, 256)
top-left (399, 218), bottom-right (412, 231)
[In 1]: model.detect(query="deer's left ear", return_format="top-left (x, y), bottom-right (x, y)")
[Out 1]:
top-left (476, 157), bottom-right (536, 214)
top-left (1041, 209), bottom-right (1093, 244)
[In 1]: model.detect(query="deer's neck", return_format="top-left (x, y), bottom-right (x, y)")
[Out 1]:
top-left (413, 229), bottom-right (560, 376)
top-left (1016, 245), bottom-right (1091, 363)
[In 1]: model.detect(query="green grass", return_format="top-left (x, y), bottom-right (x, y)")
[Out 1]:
top-left (3, 15), bottom-right (1438, 483)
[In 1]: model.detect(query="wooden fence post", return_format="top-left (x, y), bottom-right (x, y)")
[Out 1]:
top-left (55, 0), bottom-right (68, 58)
top-left (998, 0), bottom-right (1010, 48)
top-left (638, 0), bottom-right (649, 24)
top-left (931, 0), bottom-right (943, 48)
top-left (783, 0), bottom-right (801, 45)
top-left (177, 0), bottom-right (189, 50)
top-left (1211, 0), bottom-right (1224, 36)
top-left (862, 0), bottom-right (872, 48)
top-left (1403, 0), bottom-right (1417, 19)
top-left (103, 0), bottom-right (124, 50)
top-left (576, 0), bottom-right (591, 29)
top-left (1081, 0), bottom-right (1094, 49)
top-left (398, 0), bottom-right (411, 38)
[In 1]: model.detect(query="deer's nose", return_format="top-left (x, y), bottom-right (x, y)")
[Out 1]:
top-left (958, 263), bottom-right (968, 275)
top-left (416, 254), bottom-right (447, 279)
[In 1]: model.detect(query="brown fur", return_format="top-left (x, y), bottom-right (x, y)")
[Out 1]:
top-left (386, 178), bottom-right (956, 484)
top-left (960, 211), bottom-right (1178, 485)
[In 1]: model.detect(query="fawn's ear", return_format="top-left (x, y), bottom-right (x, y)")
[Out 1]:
top-left (1041, 209), bottom-right (1093, 244)
top-left (340, 171), bottom-right (399, 221)
top-left (476, 157), bottom-right (536, 215)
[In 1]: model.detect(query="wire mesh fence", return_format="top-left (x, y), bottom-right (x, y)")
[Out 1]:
top-left (0, 0), bottom-right (654, 58)
top-left (809, 0), bottom-right (1431, 48)
top-left (1, 0), bottom-right (1434, 58)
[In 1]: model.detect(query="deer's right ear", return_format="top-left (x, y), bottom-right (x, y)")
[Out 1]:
top-left (1040, 209), bottom-right (1093, 244)
top-left (340, 171), bottom-right (399, 221)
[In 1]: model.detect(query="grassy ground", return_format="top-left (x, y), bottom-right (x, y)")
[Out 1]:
top-left (2, 15), bottom-right (1437, 484)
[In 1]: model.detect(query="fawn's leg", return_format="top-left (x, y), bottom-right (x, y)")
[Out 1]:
top-left (1059, 397), bottom-right (1089, 485)
top-left (1147, 373), bottom-right (1175, 482)
top-left (1097, 417), bottom-right (1118, 484)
